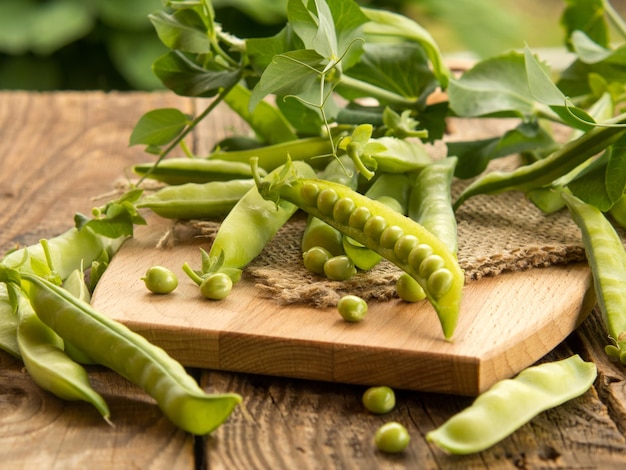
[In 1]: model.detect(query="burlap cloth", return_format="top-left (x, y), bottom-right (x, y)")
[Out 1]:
top-left (163, 118), bottom-right (596, 308)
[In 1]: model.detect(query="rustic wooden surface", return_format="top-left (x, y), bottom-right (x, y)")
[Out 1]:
top-left (1, 91), bottom-right (626, 469)
top-left (92, 213), bottom-right (594, 396)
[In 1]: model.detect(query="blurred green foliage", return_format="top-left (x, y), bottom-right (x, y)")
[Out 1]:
top-left (0, 0), bottom-right (550, 91)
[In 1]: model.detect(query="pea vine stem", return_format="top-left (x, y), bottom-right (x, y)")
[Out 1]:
top-left (338, 75), bottom-right (418, 109)
top-left (136, 79), bottom-right (240, 186)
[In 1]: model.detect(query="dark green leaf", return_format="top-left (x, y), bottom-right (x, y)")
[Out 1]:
top-left (152, 50), bottom-right (241, 97)
top-left (449, 121), bottom-right (557, 179)
top-left (246, 25), bottom-right (301, 74)
top-left (149, 9), bottom-right (211, 54)
top-left (129, 108), bottom-right (189, 146)
top-left (561, 0), bottom-right (608, 49)
top-left (249, 49), bottom-right (325, 110)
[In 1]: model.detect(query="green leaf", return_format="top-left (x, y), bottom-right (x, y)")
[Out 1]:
top-left (246, 26), bottom-right (300, 74)
top-left (129, 108), bottom-right (190, 147)
top-left (149, 9), bottom-right (211, 54)
top-left (249, 49), bottom-right (325, 111)
top-left (523, 46), bottom-right (595, 131)
top-left (338, 42), bottom-right (436, 104)
top-left (449, 121), bottom-right (557, 179)
top-left (561, 0), bottom-right (609, 49)
top-left (362, 7), bottom-right (450, 88)
top-left (152, 50), bottom-right (241, 97)
top-left (447, 51), bottom-right (534, 118)
top-left (570, 30), bottom-right (613, 64)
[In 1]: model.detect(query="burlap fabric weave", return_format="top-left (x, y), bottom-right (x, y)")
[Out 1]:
top-left (168, 118), bottom-right (590, 308)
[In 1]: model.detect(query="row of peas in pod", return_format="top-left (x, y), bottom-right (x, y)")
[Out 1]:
top-left (134, 123), bottom-right (464, 340)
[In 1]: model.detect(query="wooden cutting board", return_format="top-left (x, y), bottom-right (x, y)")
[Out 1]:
top-left (91, 215), bottom-right (595, 396)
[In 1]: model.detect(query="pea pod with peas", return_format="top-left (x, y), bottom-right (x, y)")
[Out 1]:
top-left (253, 157), bottom-right (464, 340)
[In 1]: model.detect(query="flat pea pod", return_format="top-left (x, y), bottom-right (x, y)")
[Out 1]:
top-left (15, 291), bottom-right (111, 421)
top-left (561, 191), bottom-right (626, 362)
top-left (133, 158), bottom-right (266, 185)
top-left (454, 122), bottom-right (626, 209)
top-left (137, 179), bottom-right (256, 220)
top-left (426, 355), bottom-right (597, 455)
top-left (255, 159), bottom-right (464, 340)
top-left (208, 136), bottom-right (334, 172)
top-left (408, 157), bottom-right (458, 255)
top-left (207, 161), bottom-right (317, 278)
top-left (21, 271), bottom-right (241, 435)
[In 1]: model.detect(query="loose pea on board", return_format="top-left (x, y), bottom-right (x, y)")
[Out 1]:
top-left (253, 158), bottom-right (464, 340)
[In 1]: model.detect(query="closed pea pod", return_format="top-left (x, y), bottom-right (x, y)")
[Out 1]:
top-left (426, 355), bottom-right (597, 455)
top-left (133, 158), bottom-right (266, 185)
top-left (254, 159), bottom-right (464, 340)
top-left (408, 157), bottom-right (458, 255)
top-left (137, 179), bottom-right (256, 220)
top-left (561, 191), bottom-right (626, 362)
top-left (14, 290), bottom-right (110, 421)
top-left (18, 271), bottom-right (241, 435)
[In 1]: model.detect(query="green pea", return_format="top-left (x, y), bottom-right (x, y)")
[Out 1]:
top-left (142, 266), bottom-right (178, 294)
top-left (302, 246), bottom-right (332, 275)
top-left (374, 422), bottom-right (410, 454)
top-left (362, 386), bottom-right (396, 414)
top-left (418, 254), bottom-right (445, 279)
top-left (337, 295), bottom-right (368, 322)
top-left (379, 225), bottom-right (404, 250)
top-left (200, 273), bottom-right (233, 300)
top-left (408, 244), bottom-right (434, 273)
top-left (324, 256), bottom-right (357, 281)
top-left (396, 273), bottom-right (426, 302)
top-left (301, 182), bottom-right (320, 207)
top-left (427, 268), bottom-right (454, 298)
top-left (363, 215), bottom-right (388, 240)
top-left (333, 197), bottom-right (356, 225)
top-left (317, 188), bottom-right (339, 215)
top-left (393, 235), bottom-right (419, 262)
top-left (348, 206), bottom-right (371, 230)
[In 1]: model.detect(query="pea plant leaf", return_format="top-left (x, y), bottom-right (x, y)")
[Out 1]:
top-left (567, 136), bottom-right (626, 210)
top-left (447, 51), bottom-right (535, 118)
top-left (129, 108), bottom-right (190, 147)
top-left (523, 46), bottom-right (595, 131)
top-left (149, 9), bottom-right (211, 54)
top-left (152, 50), bottom-right (242, 97)
top-left (448, 121), bottom-right (558, 179)
top-left (561, 0), bottom-right (609, 49)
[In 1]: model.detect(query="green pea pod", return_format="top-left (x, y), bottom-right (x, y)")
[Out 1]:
top-left (137, 179), bottom-right (256, 219)
top-left (454, 122), bottom-right (626, 209)
top-left (409, 157), bottom-right (458, 255)
top-left (133, 158), bottom-right (266, 185)
top-left (561, 191), bottom-right (626, 363)
top-left (427, 355), bottom-right (597, 455)
top-left (207, 161), bottom-right (317, 277)
top-left (0, 283), bottom-right (20, 358)
top-left (15, 291), bottom-right (111, 421)
top-left (255, 159), bottom-right (464, 340)
top-left (208, 136), bottom-right (334, 172)
top-left (62, 268), bottom-right (97, 365)
top-left (302, 156), bottom-right (358, 258)
top-left (20, 271), bottom-right (241, 435)
top-left (365, 173), bottom-right (411, 215)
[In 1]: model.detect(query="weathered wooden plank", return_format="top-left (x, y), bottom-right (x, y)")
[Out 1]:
top-left (0, 91), bottom-right (198, 469)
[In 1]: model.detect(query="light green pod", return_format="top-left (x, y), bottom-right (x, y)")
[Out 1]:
top-left (0, 283), bottom-right (20, 358)
top-left (426, 355), bottom-right (597, 455)
top-left (16, 292), bottom-right (110, 421)
top-left (137, 179), bottom-right (256, 219)
top-left (23, 272), bottom-right (241, 435)
top-left (133, 158), bottom-right (266, 185)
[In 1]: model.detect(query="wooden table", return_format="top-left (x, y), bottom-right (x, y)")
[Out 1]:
top-left (2, 91), bottom-right (626, 469)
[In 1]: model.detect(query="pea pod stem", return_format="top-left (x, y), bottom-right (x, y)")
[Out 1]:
top-left (561, 191), bottom-right (626, 363)
top-left (19, 271), bottom-right (241, 435)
